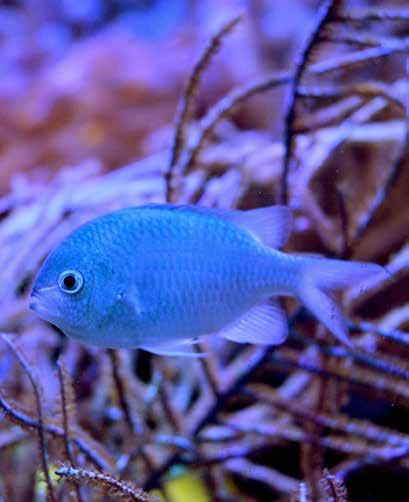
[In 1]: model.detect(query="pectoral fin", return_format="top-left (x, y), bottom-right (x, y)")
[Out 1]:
top-left (119, 285), bottom-right (144, 315)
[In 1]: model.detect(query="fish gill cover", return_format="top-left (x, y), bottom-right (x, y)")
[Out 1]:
top-left (0, 1), bottom-right (408, 501)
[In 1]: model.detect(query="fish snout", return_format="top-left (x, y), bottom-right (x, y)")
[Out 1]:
top-left (30, 287), bottom-right (39, 297)
top-left (29, 288), bottom-right (41, 311)
top-left (29, 286), bottom-right (59, 320)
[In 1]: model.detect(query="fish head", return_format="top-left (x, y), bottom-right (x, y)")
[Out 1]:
top-left (30, 231), bottom-right (124, 342)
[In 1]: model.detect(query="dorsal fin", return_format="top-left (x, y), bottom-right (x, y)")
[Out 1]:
top-left (141, 204), bottom-right (292, 249)
top-left (223, 206), bottom-right (292, 248)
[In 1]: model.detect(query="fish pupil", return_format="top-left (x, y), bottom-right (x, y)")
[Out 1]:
top-left (63, 274), bottom-right (76, 290)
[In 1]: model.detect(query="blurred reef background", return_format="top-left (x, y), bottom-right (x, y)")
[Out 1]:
top-left (0, 1), bottom-right (408, 501)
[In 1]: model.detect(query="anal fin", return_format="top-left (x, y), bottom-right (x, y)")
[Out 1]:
top-left (140, 339), bottom-right (206, 357)
top-left (219, 299), bottom-right (288, 345)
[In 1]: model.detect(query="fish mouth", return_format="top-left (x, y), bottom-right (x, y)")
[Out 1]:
top-left (29, 287), bottom-right (60, 322)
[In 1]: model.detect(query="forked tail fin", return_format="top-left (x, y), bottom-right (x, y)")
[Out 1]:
top-left (296, 258), bottom-right (388, 346)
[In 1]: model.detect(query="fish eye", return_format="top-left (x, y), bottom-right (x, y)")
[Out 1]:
top-left (58, 270), bottom-right (83, 294)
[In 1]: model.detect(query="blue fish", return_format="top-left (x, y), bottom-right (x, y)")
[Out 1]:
top-left (30, 204), bottom-right (385, 356)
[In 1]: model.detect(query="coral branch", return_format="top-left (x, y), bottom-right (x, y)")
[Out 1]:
top-left (319, 468), bottom-right (349, 502)
top-left (280, 0), bottom-right (337, 204)
top-left (353, 66), bottom-right (409, 241)
top-left (55, 466), bottom-right (158, 502)
top-left (247, 384), bottom-right (409, 448)
top-left (348, 321), bottom-right (409, 346)
top-left (57, 360), bottom-right (83, 502)
top-left (268, 349), bottom-right (409, 403)
top-left (0, 392), bottom-right (115, 472)
top-left (166, 16), bottom-right (241, 202)
top-left (177, 71), bottom-right (289, 176)
top-left (108, 349), bottom-right (144, 434)
top-left (1, 334), bottom-right (57, 502)
top-left (335, 8), bottom-right (409, 22)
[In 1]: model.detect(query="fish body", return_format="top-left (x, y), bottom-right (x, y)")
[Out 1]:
top-left (30, 204), bottom-right (385, 355)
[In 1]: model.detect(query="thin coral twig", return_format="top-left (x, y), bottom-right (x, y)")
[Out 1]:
top-left (1, 334), bottom-right (57, 502)
top-left (268, 349), bottom-right (409, 404)
top-left (319, 468), bottom-right (348, 502)
top-left (143, 346), bottom-right (271, 490)
top-left (297, 81), bottom-right (405, 111)
top-left (196, 343), bottom-right (219, 396)
top-left (318, 343), bottom-right (409, 382)
top-left (0, 427), bottom-right (29, 450)
top-left (57, 360), bottom-right (84, 502)
top-left (335, 8), bottom-right (409, 22)
top-left (321, 29), bottom-right (409, 49)
top-left (224, 457), bottom-right (298, 494)
top-left (56, 361), bottom-right (76, 464)
top-left (0, 393), bottom-right (115, 471)
top-left (336, 187), bottom-right (350, 258)
top-left (171, 43), bottom-right (409, 182)
top-left (312, 43), bottom-right (409, 75)
top-left (294, 95), bottom-right (365, 134)
top-left (108, 349), bottom-right (143, 434)
top-left (290, 328), bottom-right (409, 382)
top-left (291, 309), bottom-right (409, 347)
top-left (178, 71), bottom-right (289, 176)
top-left (280, 0), bottom-right (337, 205)
top-left (156, 364), bottom-right (183, 433)
top-left (348, 320), bottom-right (409, 346)
top-left (55, 466), bottom-right (158, 502)
top-left (353, 60), bottom-right (409, 241)
top-left (247, 384), bottom-right (409, 448)
top-left (166, 16), bottom-right (241, 202)
top-left (192, 346), bottom-right (271, 436)
top-left (219, 420), bottom-right (406, 460)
